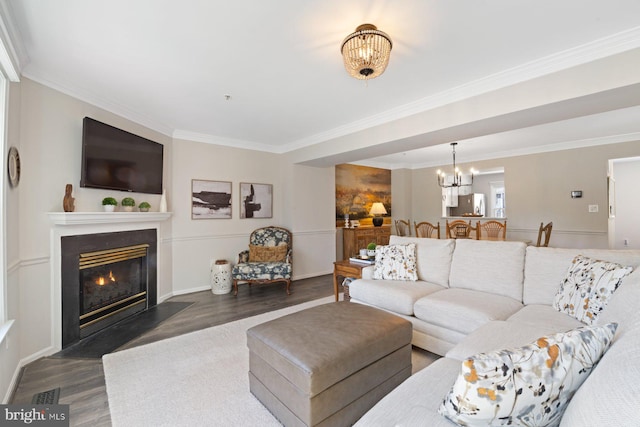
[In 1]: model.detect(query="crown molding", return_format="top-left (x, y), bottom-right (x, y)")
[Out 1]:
top-left (171, 129), bottom-right (283, 153)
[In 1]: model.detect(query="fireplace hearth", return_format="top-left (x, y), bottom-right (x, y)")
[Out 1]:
top-left (61, 229), bottom-right (157, 348)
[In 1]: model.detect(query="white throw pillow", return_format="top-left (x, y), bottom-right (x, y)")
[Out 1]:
top-left (439, 323), bottom-right (618, 426)
top-left (553, 255), bottom-right (632, 325)
top-left (373, 243), bottom-right (418, 281)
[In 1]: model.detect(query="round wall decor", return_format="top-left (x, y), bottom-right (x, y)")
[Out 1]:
top-left (7, 146), bottom-right (20, 188)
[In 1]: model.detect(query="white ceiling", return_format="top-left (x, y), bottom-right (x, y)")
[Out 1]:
top-left (4, 0), bottom-right (640, 168)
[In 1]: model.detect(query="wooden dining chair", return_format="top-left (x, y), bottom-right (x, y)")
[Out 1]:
top-left (445, 219), bottom-right (472, 239)
top-left (536, 221), bottom-right (553, 247)
top-left (476, 220), bottom-right (507, 240)
top-left (414, 221), bottom-right (440, 239)
top-left (395, 219), bottom-right (411, 236)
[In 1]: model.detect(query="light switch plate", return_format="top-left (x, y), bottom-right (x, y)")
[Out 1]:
top-left (588, 204), bottom-right (599, 213)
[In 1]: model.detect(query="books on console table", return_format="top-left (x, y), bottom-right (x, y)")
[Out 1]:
top-left (349, 257), bottom-right (375, 265)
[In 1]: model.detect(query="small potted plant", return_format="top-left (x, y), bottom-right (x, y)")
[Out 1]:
top-left (138, 201), bottom-right (151, 212)
top-left (367, 242), bottom-right (377, 257)
top-left (102, 197), bottom-right (117, 212)
top-left (121, 197), bottom-right (136, 212)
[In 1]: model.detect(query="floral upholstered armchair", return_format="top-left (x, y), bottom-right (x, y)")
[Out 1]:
top-left (231, 226), bottom-right (293, 296)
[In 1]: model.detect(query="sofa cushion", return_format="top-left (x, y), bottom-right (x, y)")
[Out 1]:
top-left (439, 323), bottom-right (618, 426)
top-left (231, 261), bottom-right (292, 281)
top-left (373, 243), bottom-right (418, 281)
top-left (409, 321), bottom-right (468, 356)
top-left (349, 279), bottom-right (445, 316)
top-left (354, 357), bottom-right (461, 427)
top-left (523, 247), bottom-right (640, 305)
top-left (553, 255), bottom-right (632, 325)
top-left (389, 236), bottom-right (455, 287)
top-left (596, 269), bottom-right (640, 336)
top-left (560, 324), bottom-right (640, 426)
top-left (414, 288), bottom-right (523, 335)
top-left (506, 304), bottom-right (584, 331)
top-left (449, 239), bottom-right (526, 301)
top-left (446, 320), bottom-right (581, 362)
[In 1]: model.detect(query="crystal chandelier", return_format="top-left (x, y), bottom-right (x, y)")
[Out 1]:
top-left (341, 24), bottom-right (392, 80)
top-left (437, 143), bottom-right (475, 188)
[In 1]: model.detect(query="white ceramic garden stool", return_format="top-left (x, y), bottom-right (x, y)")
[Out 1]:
top-left (211, 259), bottom-right (232, 294)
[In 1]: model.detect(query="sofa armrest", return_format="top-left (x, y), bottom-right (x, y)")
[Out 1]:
top-left (362, 265), bottom-right (375, 279)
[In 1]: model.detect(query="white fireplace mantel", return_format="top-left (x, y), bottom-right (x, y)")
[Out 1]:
top-left (48, 211), bottom-right (172, 226)
top-left (48, 211), bottom-right (172, 351)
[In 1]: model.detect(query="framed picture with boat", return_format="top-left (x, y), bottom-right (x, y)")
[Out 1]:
top-left (240, 182), bottom-right (272, 219)
top-left (191, 179), bottom-right (232, 219)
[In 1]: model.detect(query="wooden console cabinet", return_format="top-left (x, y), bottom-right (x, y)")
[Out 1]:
top-left (342, 226), bottom-right (391, 260)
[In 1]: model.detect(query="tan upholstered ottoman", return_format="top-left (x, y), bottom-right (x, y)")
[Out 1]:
top-left (247, 301), bottom-right (412, 427)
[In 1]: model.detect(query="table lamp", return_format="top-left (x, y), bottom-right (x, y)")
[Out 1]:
top-left (369, 202), bottom-right (387, 226)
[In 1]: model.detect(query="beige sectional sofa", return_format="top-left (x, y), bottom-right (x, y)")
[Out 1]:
top-left (349, 236), bottom-right (640, 426)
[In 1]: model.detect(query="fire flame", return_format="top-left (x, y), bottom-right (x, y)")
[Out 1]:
top-left (95, 271), bottom-right (116, 286)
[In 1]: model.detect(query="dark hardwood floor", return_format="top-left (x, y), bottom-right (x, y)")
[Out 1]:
top-left (10, 275), bottom-right (335, 427)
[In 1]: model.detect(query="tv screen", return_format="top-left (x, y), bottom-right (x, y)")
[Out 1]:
top-left (80, 117), bottom-right (164, 194)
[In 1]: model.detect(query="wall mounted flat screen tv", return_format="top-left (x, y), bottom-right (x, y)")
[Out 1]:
top-left (80, 117), bottom-right (164, 194)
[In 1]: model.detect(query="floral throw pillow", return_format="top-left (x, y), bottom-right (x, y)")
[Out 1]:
top-left (553, 255), bottom-right (632, 325)
top-left (373, 243), bottom-right (417, 281)
top-left (439, 323), bottom-right (618, 426)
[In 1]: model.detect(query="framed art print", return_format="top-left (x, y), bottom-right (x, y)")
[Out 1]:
top-left (240, 182), bottom-right (272, 219)
top-left (191, 179), bottom-right (232, 219)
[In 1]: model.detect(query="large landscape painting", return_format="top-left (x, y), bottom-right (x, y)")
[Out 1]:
top-left (335, 164), bottom-right (391, 226)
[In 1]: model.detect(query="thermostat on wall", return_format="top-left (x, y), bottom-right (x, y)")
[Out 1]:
top-left (571, 190), bottom-right (582, 198)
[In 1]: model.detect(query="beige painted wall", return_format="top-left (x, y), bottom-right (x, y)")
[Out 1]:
top-left (391, 169), bottom-right (412, 234)
top-left (169, 140), bottom-right (335, 294)
top-left (11, 78), bottom-right (173, 368)
top-left (407, 141), bottom-right (640, 247)
top-left (4, 78), bottom-right (337, 398)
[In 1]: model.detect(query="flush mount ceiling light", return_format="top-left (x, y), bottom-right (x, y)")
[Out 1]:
top-left (341, 24), bottom-right (392, 80)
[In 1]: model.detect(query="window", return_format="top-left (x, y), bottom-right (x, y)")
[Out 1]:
top-left (0, 71), bottom-right (9, 340)
top-left (0, 28), bottom-right (19, 341)
top-left (490, 181), bottom-right (506, 218)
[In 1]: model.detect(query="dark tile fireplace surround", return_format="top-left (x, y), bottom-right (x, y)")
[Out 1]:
top-left (61, 229), bottom-right (157, 348)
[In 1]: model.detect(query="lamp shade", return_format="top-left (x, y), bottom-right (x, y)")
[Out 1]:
top-left (369, 202), bottom-right (387, 216)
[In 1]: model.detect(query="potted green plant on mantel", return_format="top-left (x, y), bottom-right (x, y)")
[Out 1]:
top-left (121, 197), bottom-right (136, 212)
top-left (138, 201), bottom-right (151, 212)
top-left (367, 242), bottom-right (376, 257)
top-left (102, 197), bottom-right (117, 212)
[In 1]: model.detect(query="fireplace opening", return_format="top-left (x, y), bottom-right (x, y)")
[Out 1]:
top-left (61, 229), bottom-right (157, 348)
top-left (79, 244), bottom-right (148, 336)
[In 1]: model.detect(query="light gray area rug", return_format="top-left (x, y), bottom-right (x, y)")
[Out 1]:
top-left (103, 297), bottom-right (437, 426)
